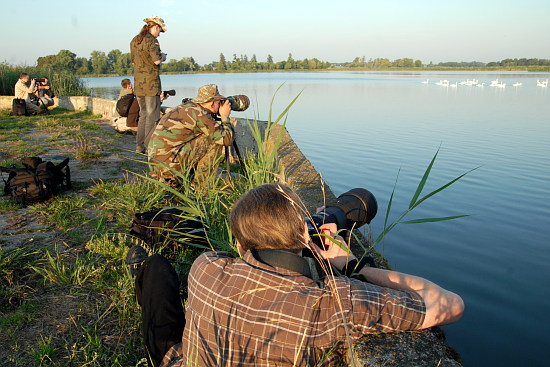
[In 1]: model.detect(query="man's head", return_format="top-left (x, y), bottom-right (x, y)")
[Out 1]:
top-left (121, 78), bottom-right (133, 89)
top-left (144, 16), bottom-right (166, 37)
top-left (230, 183), bottom-right (308, 253)
top-left (19, 73), bottom-right (29, 82)
top-left (193, 84), bottom-right (226, 114)
top-left (40, 77), bottom-right (49, 85)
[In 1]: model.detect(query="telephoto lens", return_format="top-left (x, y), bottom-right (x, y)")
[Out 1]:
top-left (222, 95), bottom-right (250, 111)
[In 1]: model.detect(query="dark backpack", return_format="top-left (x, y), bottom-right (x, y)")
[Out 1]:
top-left (130, 208), bottom-right (208, 253)
top-left (116, 93), bottom-right (135, 117)
top-left (11, 98), bottom-right (27, 116)
top-left (1, 157), bottom-right (71, 203)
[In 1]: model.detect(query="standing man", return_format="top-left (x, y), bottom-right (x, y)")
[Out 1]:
top-left (130, 16), bottom-right (167, 154)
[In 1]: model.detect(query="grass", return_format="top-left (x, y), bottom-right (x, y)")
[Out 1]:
top-left (0, 63), bottom-right (90, 96)
top-left (0, 97), bottom-right (472, 365)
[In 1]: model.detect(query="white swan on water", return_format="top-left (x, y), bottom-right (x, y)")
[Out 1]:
top-left (421, 79), bottom-right (429, 84)
top-left (537, 79), bottom-right (548, 88)
top-left (512, 82), bottom-right (522, 87)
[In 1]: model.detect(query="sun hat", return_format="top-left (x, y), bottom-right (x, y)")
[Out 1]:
top-left (144, 16), bottom-right (167, 32)
top-left (192, 84), bottom-right (225, 104)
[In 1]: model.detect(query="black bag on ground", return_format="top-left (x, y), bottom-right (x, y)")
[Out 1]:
top-left (116, 93), bottom-right (135, 117)
top-left (11, 98), bottom-right (27, 116)
top-left (1, 157), bottom-right (71, 203)
top-left (130, 208), bottom-right (208, 250)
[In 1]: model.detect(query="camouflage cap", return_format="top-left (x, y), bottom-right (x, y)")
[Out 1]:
top-left (144, 16), bottom-right (167, 32)
top-left (192, 84), bottom-right (225, 104)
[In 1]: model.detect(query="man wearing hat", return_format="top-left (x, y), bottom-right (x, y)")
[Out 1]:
top-left (130, 16), bottom-right (168, 154)
top-left (148, 84), bottom-right (236, 186)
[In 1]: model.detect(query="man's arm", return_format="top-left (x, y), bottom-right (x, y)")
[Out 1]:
top-left (312, 223), bottom-right (464, 329)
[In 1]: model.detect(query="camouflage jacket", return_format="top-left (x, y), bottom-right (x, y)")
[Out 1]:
top-left (148, 102), bottom-right (234, 173)
top-left (130, 32), bottom-right (161, 96)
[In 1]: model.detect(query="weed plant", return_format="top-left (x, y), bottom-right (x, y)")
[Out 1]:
top-left (0, 96), bottom-right (474, 366)
top-left (0, 63), bottom-right (90, 96)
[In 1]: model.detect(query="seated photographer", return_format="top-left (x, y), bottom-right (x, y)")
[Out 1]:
top-left (127, 183), bottom-right (464, 367)
top-left (116, 78), bottom-right (141, 129)
top-left (147, 84), bottom-right (235, 187)
top-left (14, 73), bottom-right (41, 114)
top-left (37, 77), bottom-right (54, 107)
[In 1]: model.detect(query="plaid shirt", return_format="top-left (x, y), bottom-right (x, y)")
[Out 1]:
top-left (161, 251), bottom-right (425, 366)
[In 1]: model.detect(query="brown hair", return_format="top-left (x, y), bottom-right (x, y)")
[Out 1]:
top-left (230, 183), bottom-right (307, 252)
top-left (136, 22), bottom-right (157, 44)
top-left (121, 78), bottom-right (132, 88)
top-left (19, 72), bottom-right (28, 79)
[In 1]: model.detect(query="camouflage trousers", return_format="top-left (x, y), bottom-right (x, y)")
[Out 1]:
top-left (149, 135), bottom-right (225, 187)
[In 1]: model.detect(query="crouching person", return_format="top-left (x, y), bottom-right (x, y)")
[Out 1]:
top-left (147, 84), bottom-right (235, 188)
top-left (14, 73), bottom-right (42, 114)
top-left (126, 183), bottom-right (464, 366)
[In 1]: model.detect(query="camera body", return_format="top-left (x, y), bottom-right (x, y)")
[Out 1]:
top-left (306, 188), bottom-right (378, 247)
top-left (162, 89), bottom-right (176, 99)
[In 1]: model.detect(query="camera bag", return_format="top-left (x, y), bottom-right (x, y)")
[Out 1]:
top-left (1, 157), bottom-right (71, 203)
top-left (116, 93), bottom-right (135, 117)
top-left (130, 208), bottom-right (208, 252)
top-left (11, 98), bottom-right (27, 116)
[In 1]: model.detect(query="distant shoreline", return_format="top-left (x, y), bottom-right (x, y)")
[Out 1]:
top-left (80, 66), bottom-right (550, 79)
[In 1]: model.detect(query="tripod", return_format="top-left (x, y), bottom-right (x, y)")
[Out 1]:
top-left (225, 139), bottom-right (247, 180)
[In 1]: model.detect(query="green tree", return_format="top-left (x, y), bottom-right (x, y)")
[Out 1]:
top-left (107, 49), bottom-right (122, 73)
top-left (414, 59), bottom-right (423, 67)
top-left (284, 53), bottom-right (295, 69)
top-left (217, 53), bottom-right (227, 71)
top-left (90, 50), bottom-right (109, 74)
top-left (75, 57), bottom-right (90, 74)
top-left (36, 54), bottom-right (57, 70)
top-left (55, 49), bottom-right (77, 71)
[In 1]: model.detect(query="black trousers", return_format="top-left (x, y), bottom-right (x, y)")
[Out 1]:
top-left (135, 254), bottom-right (185, 367)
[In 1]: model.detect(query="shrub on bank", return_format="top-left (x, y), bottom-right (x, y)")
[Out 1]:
top-left (0, 63), bottom-right (90, 97)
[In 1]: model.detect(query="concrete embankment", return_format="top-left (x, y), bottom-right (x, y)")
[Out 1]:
top-left (0, 95), bottom-right (462, 366)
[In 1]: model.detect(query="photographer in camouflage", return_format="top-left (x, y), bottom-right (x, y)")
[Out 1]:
top-left (148, 84), bottom-right (236, 187)
top-left (130, 16), bottom-right (168, 154)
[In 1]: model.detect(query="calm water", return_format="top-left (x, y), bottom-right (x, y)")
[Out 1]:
top-left (84, 71), bottom-right (550, 366)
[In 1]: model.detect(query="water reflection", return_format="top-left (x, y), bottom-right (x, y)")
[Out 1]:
top-left (83, 71), bottom-right (550, 366)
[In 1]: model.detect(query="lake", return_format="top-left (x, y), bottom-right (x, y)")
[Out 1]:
top-left (84, 71), bottom-right (550, 366)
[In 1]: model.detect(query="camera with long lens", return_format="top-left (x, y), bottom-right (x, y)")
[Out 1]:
top-left (162, 89), bottom-right (176, 99)
top-left (220, 95), bottom-right (250, 111)
top-left (305, 188), bottom-right (378, 248)
top-left (33, 78), bottom-right (46, 83)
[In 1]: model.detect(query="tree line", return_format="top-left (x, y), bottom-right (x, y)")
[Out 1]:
top-left (34, 49), bottom-right (332, 76)
top-left (23, 49), bottom-right (550, 76)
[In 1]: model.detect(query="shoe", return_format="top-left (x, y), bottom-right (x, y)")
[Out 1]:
top-left (126, 245), bottom-right (148, 276)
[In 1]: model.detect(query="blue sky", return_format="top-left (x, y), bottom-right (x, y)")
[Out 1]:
top-left (2, 0), bottom-right (549, 66)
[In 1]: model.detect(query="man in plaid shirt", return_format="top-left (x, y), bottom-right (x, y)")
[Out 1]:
top-left (128, 183), bottom-right (464, 366)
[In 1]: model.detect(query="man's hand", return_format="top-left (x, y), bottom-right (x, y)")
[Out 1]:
top-left (219, 99), bottom-right (231, 120)
top-left (310, 223), bottom-right (356, 271)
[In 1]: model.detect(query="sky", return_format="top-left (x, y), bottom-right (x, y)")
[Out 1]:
top-left (2, 0), bottom-right (550, 66)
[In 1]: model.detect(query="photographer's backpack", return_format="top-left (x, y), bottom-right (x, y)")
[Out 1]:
top-left (116, 93), bottom-right (135, 117)
top-left (130, 208), bottom-right (208, 254)
top-left (1, 157), bottom-right (71, 203)
top-left (11, 99), bottom-right (27, 116)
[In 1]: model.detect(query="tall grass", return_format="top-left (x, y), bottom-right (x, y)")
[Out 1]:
top-left (0, 63), bottom-right (90, 96)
